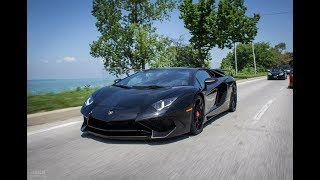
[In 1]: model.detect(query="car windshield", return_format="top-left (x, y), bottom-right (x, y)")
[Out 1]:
top-left (271, 68), bottom-right (281, 72)
top-left (280, 65), bottom-right (291, 70)
top-left (115, 69), bottom-right (192, 87)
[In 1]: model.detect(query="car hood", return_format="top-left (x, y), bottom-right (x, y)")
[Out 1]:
top-left (81, 85), bottom-right (196, 121)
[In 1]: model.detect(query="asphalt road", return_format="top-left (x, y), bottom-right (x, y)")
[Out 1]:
top-left (27, 77), bottom-right (293, 180)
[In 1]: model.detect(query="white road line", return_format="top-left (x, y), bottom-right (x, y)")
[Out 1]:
top-left (253, 99), bottom-right (274, 121)
top-left (237, 78), bottom-right (265, 86)
top-left (27, 121), bottom-right (81, 136)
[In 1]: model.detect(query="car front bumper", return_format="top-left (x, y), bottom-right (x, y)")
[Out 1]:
top-left (268, 74), bottom-right (286, 79)
top-left (80, 108), bottom-right (192, 140)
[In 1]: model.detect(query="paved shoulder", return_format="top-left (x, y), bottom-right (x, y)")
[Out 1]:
top-left (27, 106), bottom-right (81, 126)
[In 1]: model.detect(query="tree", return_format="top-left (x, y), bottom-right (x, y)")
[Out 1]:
top-left (274, 42), bottom-right (286, 53)
top-left (220, 42), bottom-right (274, 72)
top-left (150, 37), bottom-right (211, 68)
top-left (271, 43), bottom-right (292, 66)
top-left (173, 45), bottom-right (211, 68)
top-left (216, 0), bottom-right (260, 48)
top-left (90, 0), bottom-right (175, 77)
top-left (179, 0), bottom-right (260, 66)
top-left (179, 0), bottom-right (215, 66)
top-left (220, 41), bottom-right (293, 73)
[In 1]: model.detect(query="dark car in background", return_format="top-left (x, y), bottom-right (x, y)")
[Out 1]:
top-left (267, 67), bottom-right (287, 80)
top-left (80, 67), bottom-right (237, 139)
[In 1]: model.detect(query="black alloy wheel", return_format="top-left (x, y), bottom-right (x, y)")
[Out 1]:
top-left (190, 95), bottom-right (204, 135)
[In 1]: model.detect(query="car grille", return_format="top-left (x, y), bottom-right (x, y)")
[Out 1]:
top-left (139, 117), bottom-right (175, 132)
top-left (88, 117), bottom-right (152, 137)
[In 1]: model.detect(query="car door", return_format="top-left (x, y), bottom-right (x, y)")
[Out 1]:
top-left (206, 70), bottom-right (234, 117)
top-left (194, 70), bottom-right (217, 116)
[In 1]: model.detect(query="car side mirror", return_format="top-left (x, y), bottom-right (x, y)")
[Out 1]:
top-left (203, 77), bottom-right (217, 89)
top-left (204, 77), bottom-right (217, 84)
top-left (114, 78), bottom-right (121, 84)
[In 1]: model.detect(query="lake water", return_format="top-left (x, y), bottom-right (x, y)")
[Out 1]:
top-left (27, 78), bottom-right (113, 94)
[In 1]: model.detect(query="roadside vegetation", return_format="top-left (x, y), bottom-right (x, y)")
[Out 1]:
top-left (233, 73), bottom-right (266, 80)
top-left (221, 42), bottom-right (293, 74)
top-left (27, 87), bottom-right (99, 114)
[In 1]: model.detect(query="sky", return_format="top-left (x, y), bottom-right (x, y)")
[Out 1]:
top-left (27, 0), bottom-right (293, 80)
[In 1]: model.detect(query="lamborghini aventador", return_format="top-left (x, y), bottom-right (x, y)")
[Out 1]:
top-left (80, 67), bottom-right (237, 139)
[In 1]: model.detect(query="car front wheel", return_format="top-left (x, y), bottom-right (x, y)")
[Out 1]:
top-left (190, 95), bottom-right (204, 135)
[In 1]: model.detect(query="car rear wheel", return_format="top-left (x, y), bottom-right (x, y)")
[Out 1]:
top-left (229, 85), bottom-right (237, 112)
top-left (190, 95), bottom-right (204, 135)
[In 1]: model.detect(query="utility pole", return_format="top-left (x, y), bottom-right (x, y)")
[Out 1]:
top-left (234, 42), bottom-right (238, 75)
top-left (252, 42), bottom-right (256, 75)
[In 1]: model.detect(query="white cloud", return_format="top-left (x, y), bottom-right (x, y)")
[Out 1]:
top-left (63, 56), bottom-right (76, 62)
top-left (41, 60), bottom-right (49, 63)
top-left (55, 56), bottom-right (77, 63)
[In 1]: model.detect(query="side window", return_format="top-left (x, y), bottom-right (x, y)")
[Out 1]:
top-left (195, 70), bottom-right (212, 89)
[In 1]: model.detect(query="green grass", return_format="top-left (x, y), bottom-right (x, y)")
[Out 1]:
top-left (234, 72), bottom-right (266, 80)
top-left (27, 87), bottom-right (99, 114)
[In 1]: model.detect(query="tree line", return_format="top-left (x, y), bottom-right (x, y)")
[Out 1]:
top-left (220, 42), bottom-right (293, 74)
top-left (90, 0), bottom-right (260, 77)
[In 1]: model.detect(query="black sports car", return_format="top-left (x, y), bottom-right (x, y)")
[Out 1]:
top-left (80, 67), bottom-right (237, 139)
top-left (267, 67), bottom-right (287, 80)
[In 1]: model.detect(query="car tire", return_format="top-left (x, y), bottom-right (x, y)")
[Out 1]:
top-left (229, 85), bottom-right (237, 112)
top-left (190, 95), bottom-right (204, 135)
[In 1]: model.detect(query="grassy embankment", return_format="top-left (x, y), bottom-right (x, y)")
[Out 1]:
top-left (27, 73), bottom-right (266, 114)
top-left (234, 72), bottom-right (266, 80)
top-left (27, 87), bottom-right (99, 114)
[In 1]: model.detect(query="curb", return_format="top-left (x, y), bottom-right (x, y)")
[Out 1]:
top-left (27, 76), bottom-right (266, 126)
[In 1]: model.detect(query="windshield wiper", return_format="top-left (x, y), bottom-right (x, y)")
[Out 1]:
top-left (132, 85), bottom-right (165, 89)
top-left (113, 84), bottom-right (131, 89)
top-left (146, 85), bottom-right (165, 89)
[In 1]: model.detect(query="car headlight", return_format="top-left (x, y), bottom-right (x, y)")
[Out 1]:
top-left (152, 97), bottom-right (177, 111)
top-left (279, 73), bottom-right (284, 76)
top-left (268, 72), bottom-right (272, 75)
top-left (84, 96), bottom-right (93, 106)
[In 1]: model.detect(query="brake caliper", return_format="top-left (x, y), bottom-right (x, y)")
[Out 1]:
top-left (195, 111), bottom-right (200, 118)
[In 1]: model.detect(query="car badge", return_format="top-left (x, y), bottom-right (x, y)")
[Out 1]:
top-left (108, 110), bottom-right (114, 115)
